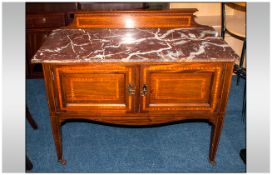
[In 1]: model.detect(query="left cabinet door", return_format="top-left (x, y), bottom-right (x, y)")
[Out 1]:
top-left (52, 64), bottom-right (137, 114)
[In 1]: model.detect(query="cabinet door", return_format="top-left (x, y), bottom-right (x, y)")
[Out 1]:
top-left (53, 64), bottom-right (136, 113)
top-left (26, 29), bottom-right (52, 78)
top-left (140, 63), bottom-right (225, 113)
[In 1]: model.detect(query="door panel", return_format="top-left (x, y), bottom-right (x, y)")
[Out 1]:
top-left (140, 63), bottom-right (224, 113)
top-left (53, 64), bottom-right (136, 113)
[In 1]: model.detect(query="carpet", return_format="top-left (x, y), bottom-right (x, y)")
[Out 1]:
top-left (26, 76), bottom-right (246, 172)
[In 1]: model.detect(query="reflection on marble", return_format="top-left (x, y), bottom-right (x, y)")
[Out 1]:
top-left (32, 27), bottom-right (239, 63)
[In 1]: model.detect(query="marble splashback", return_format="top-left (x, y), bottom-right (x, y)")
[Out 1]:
top-left (32, 27), bottom-right (239, 63)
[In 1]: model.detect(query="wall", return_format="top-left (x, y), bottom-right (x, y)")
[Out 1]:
top-left (170, 2), bottom-right (234, 16)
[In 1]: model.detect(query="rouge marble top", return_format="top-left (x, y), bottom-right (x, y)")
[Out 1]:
top-left (32, 27), bottom-right (239, 63)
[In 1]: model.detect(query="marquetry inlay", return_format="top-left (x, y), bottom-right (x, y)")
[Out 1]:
top-left (76, 16), bottom-right (192, 28)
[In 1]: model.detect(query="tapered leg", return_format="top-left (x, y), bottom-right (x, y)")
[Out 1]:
top-left (209, 116), bottom-right (224, 165)
top-left (50, 115), bottom-right (66, 165)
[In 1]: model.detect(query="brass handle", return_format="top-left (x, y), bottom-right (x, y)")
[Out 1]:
top-left (140, 84), bottom-right (148, 96)
top-left (128, 84), bottom-right (135, 96)
top-left (42, 34), bottom-right (48, 40)
top-left (42, 17), bottom-right (47, 23)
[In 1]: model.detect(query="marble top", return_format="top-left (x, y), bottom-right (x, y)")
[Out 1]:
top-left (32, 26), bottom-right (239, 63)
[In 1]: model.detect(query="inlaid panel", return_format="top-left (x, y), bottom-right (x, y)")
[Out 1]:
top-left (76, 16), bottom-right (192, 28)
top-left (150, 72), bottom-right (212, 103)
top-left (141, 63), bottom-right (224, 112)
top-left (53, 64), bottom-right (135, 112)
top-left (63, 74), bottom-right (124, 103)
top-left (68, 10), bottom-right (198, 29)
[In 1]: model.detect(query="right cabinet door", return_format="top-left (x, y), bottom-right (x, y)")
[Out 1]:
top-left (140, 63), bottom-right (225, 113)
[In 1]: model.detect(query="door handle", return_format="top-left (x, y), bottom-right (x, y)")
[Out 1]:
top-left (128, 84), bottom-right (135, 96)
top-left (140, 84), bottom-right (148, 96)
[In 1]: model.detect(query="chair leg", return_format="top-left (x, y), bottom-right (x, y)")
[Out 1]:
top-left (242, 81), bottom-right (246, 121)
top-left (26, 106), bottom-right (38, 171)
top-left (221, 2), bottom-right (225, 39)
top-left (240, 149), bottom-right (246, 164)
top-left (26, 106), bottom-right (38, 129)
top-left (26, 155), bottom-right (33, 171)
top-left (237, 39), bottom-right (246, 86)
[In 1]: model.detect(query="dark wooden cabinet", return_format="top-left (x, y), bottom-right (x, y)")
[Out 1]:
top-left (26, 29), bottom-right (53, 78)
top-left (26, 13), bottom-right (66, 28)
top-left (78, 2), bottom-right (148, 10)
top-left (26, 13), bottom-right (66, 78)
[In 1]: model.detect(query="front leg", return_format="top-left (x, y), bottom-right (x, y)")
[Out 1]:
top-left (50, 115), bottom-right (66, 165)
top-left (209, 115), bottom-right (224, 166)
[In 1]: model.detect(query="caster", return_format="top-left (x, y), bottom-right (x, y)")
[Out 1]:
top-left (209, 159), bottom-right (216, 166)
top-left (58, 159), bottom-right (67, 165)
